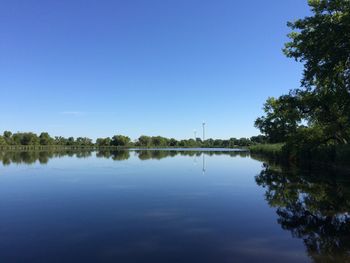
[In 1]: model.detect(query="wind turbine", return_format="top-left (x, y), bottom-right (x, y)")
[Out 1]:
top-left (202, 122), bottom-right (206, 141)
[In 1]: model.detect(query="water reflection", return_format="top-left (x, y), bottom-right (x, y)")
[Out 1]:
top-left (1, 149), bottom-right (348, 262)
top-left (256, 163), bottom-right (350, 262)
top-left (0, 149), bottom-right (91, 165)
top-left (202, 153), bottom-right (206, 174)
top-left (0, 149), bottom-right (249, 166)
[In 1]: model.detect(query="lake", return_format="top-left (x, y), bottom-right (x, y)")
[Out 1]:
top-left (0, 149), bottom-right (349, 263)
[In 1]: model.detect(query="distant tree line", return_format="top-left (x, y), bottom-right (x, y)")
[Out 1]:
top-left (0, 131), bottom-right (267, 148)
top-left (96, 135), bottom-right (266, 148)
top-left (0, 131), bottom-right (94, 147)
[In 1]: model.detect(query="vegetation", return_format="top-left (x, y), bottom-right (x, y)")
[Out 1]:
top-left (0, 130), bottom-right (265, 149)
top-left (249, 143), bottom-right (286, 162)
top-left (254, 0), bottom-right (350, 165)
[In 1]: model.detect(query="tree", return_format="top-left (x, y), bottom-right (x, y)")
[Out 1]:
top-left (255, 0), bottom-right (350, 156)
top-left (203, 138), bottom-right (214, 147)
top-left (96, 137), bottom-right (111, 147)
top-left (76, 137), bottom-right (93, 146)
top-left (195, 138), bottom-right (203, 146)
top-left (0, 136), bottom-right (5, 145)
top-left (213, 139), bottom-right (223, 147)
top-left (250, 135), bottom-right (267, 144)
top-left (67, 137), bottom-right (75, 146)
top-left (18, 132), bottom-right (39, 145)
top-left (169, 138), bottom-right (178, 147)
top-left (283, 0), bottom-right (350, 144)
top-left (151, 136), bottom-right (168, 147)
top-left (255, 96), bottom-right (302, 143)
top-left (3, 131), bottom-right (12, 145)
top-left (137, 136), bottom-right (151, 147)
top-left (111, 135), bottom-right (130, 147)
top-left (237, 137), bottom-right (252, 146)
top-left (54, 136), bottom-right (68, 145)
top-left (39, 132), bottom-right (53, 145)
top-left (229, 138), bottom-right (238, 147)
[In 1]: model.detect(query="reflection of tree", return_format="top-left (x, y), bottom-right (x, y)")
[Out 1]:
top-left (75, 150), bottom-right (92, 158)
top-left (111, 150), bottom-right (130, 161)
top-left (0, 149), bottom-right (249, 166)
top-left (135, 150), bottom-right (248, 161)
top-left (256, 164), bottom-right (350, 262)
top-left (136, 150), bottom-right (178, 160)
top-left (96, 150), bottom-right (113, 159)
top-left (0, 150), bottom-right (94, 165)
top-left (96, 150), bottom-right (130, 160)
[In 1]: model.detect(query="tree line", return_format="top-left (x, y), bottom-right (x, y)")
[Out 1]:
top-left (0, 131), bottom-right (266, 148)
top-left (254, 0), bottom-right (350, 163)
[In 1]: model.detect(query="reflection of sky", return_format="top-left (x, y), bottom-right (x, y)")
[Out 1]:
top-left (0, 152), bottom-right (308, 263)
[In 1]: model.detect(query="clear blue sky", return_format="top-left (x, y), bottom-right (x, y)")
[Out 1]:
top-left (0, 0), bottom-right (310, 140)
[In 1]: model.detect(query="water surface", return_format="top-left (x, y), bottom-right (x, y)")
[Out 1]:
top-left (0, 150), bottom-right (349, 262)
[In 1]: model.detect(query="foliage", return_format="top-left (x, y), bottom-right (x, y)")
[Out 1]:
top-left (137, 135), bottom-right (152, 147)
top-left (251, 142), bottom-right (350, 167)
top-left (111, 135), bottom-right (131, 147)
top-left (255, 96), bottom-right (302, 143)
top-left (39, 132), bottom-right (54, 145)
top-left (0, 131), bottom-right (265, 149)
top-left (249, 143), bottom-right (286, 163)
top-left (0, 136), bottom-right (5, 145)
top-left (255, 0), bottom-right (350, 162)
top-left (283, 0), bottom-right (350, 144)
top-left (96, 137), bottom-right (111, 147)
top-left (250, 135), bottom-right (267, 144)
top-left (76, 137), bottom-right (94, 146)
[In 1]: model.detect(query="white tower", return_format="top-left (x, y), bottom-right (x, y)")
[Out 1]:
top-left (202, 122), bottom-right (206, 141)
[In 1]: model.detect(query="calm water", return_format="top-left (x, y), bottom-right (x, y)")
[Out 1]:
top-left (0, 149), bottom-right (349, 263)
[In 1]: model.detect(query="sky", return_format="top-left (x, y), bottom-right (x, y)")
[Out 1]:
top-left (0, 0), bottom-right (311, 140)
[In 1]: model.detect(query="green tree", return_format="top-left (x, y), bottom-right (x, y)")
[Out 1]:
top-left (169, 138), bottom-right (178, 147)
top-left (14, 132), bottom-right (39, 145)
top-left (195, 138), bottom-right (202, 146)
top-left (203, 138), bottom-right (214, 147)
top-left (255, 0), bottom-right (350, 162)
top-left (76, 137), bottom-right (93, 146)
top-left (229, 138), bottom-right (237, 147)
top-left (39, 132), bottom-right (54, 145)
top-left (54, 136), bottom-right (68, 145)
top-left (0, 136), bottom-right (6, 145)
top-left (111, 135), bottom-right (130, 147)
top-left (250, 135), bottom-right (267, 144)
top-left (67, 137), bottom-right (75, 146)
top-left (151, 136), bottom-right (168, 147)
top-left (185, 138), bottom-right (197, 147)
top-left (96, 137), bottom-right (111, 147)
top-left (137, 135), bottom-right (151, 147)
top-left (237, 137), bottom-right (252, 146)
top-left (283, 0), bottom-right (350, 144)
top-left (3, 131), bottom-right (13, 145)
top-left (255, 96), bottom-right (302, 143)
